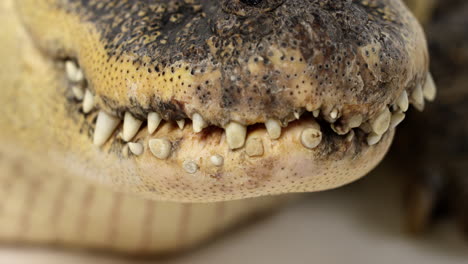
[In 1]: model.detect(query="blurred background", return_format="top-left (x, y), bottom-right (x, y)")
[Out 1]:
top-left (1, 0), bottom-right (468, 263)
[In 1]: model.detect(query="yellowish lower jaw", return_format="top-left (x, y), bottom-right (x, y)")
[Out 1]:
top-left (59, 60), bottom-right (402, 203)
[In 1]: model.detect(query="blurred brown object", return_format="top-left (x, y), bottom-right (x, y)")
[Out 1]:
top-left (399, 0), bottom-right (468, 237)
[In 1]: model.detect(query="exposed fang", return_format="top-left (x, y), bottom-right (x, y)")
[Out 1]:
top-left (123, 112), bottom-right (143, 142)
top-left (192, 113), bottom-right (208, 133)
top-left (226, 122), bottom-right (247, 150)
top-left (397, 90), bottom-right (409, 112)
top-left (411, 84), bottom-right (425, 111)
top-left (423, 73), bottom-right (436, 102)
top-left (93, 111), bottom-right (121, 147)
top-left (371, 108), bottom-right (391, 135)
top-left (176, 119), bottom-right (185, 130)
top-left (148, 112), bottom-right (162, 134)
top-left (82, 89), bottom-right (94, 114)
top-left (265, 119), bottom-right (282, 139)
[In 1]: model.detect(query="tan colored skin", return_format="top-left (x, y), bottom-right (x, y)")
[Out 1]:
top-left (0, 0), bottom-right (429, 254)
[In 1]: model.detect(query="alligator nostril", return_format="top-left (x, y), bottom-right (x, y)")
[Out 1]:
top-left (240, 0), bottom-right (263, 6)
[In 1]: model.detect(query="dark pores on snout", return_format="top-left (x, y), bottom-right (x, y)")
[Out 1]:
top-left (16, 0), bottom-right (428, 129)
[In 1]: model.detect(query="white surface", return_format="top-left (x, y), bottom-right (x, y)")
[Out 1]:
top-left (1, 164), bottom-right (467, 263)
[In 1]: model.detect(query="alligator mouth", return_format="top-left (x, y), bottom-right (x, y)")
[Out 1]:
top-left (64, 58), bottom-right (436, 171)
top-left (14, 0), bottom-right (434, 202)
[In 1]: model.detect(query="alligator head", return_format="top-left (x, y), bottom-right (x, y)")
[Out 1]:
top-left (8, 0), bottom-right (434, 202)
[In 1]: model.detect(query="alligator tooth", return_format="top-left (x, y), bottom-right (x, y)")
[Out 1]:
top-left (371, 108), bottom-right (391, 135)
top-left (149, 138), bottom-right (172, 160)
top-left (330, 109), bottom-right (338, 120)
top-left (72, 85), bottom-right (84, 100)
top-left (346, 130), bottom-right (355, 142)
top-left (246, 137), bottom-right (264, 157)
top-left (176, 119), bottom-right (185, 130)
top-left (397, 90), bottom-right (409, 112)
top-left (192, 113), bottom-right (208, 133)
top-left (226, 122), bottom-right (247, 149)
top-left (147, 112), bottom-right (162, 134)
top-left (411, 84), bottom-right (425, 111)
top-left (210, 155), bottom-right (224, 167)
top-left (265, 119), bottom-right (282, 139)
top-left (367, 132), bottom-right (382, 146)
top-left (390, 112), bottom-right (406, 129)
top-left (123, 112), bottom-right (143, 142)
top-left (93, 111), bottom-right (121, 146)
top-left (301, 127), bottom-right (322, 149)
top-left (82, 89), bottom-right (94, 114)
top-left (313, 110), bottom-right (320, 118)
top-left (294, 112), bottom-right (301, 119)
top-left (65, 60), bottom-right (84, 82)
top-left (183, 160), bottom-right (199, 174)
top-left (348, 114), bottom-right (363, 128)
top-left (128, 142), bottom-right (144, 156)
top-left (423, 73), bottom-right (436, 102)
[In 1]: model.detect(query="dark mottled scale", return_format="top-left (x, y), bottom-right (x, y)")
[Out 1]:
top-left (63, 0), bottom-right (412, 122)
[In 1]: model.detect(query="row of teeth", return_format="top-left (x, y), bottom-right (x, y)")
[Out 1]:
top-left (66, 60), bottom-right (436, 165)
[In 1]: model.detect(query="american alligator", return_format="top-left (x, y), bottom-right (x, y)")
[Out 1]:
top-left (0, 0), bottom-right (435, 255)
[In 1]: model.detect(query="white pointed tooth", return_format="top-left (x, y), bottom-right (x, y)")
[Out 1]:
top-left (65, 60), bottom-right (84, 82)
top-left (397, 90), bottom-right (409, 112)
top-left (210, 155), bottom-right (224, 167)
top-left (390, 112), bottom-right (406, 129)
top-left (93, 111), bottom-right (121, 147)
top-left (128, 142), bottom-right (144, 156)
top-left (367, 132), bottom-right (382, 146)
top-left (423, 73), bottom-right (437, 102)
top-left (265, 119), bottom-right (282, 139)
top-left (123, 112), bottom-right (143, 142)
top-left (148, 112), bottom-right (162, 134)
top-left (82, 89), bottom-right (94, 114)
top-left (225, 121), bottom-right (247, 150)
top-left (411, 84), bottom-right (425, 111)
top-left (301, 127), bottom-right (322, 149)
top-left (294, 112), bottom-right (301, 120)
top-left (149, 138), bottom-right (172, 159)
top-left (371, 108), bottom-right (391, 135)
top-left (176, 119), bottom-right (185, 129)
top-left (330, 109), bottom-right (338, 119)
top-left (192, 113), bottom-right (208, 133)
top-left (313, 110), bottom-right (320, 118)
top-left (72, 85), bottom-right (84, 100)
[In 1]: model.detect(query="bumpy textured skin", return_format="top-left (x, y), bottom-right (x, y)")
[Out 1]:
top-left (18, 0), bottom-right (428, 126)
top-left (9, 0), bottom-right (428, 203)
top-left (0, 0), bottom-right (428, 254)
top-left (400, 0), bottom-right (468, 237)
